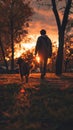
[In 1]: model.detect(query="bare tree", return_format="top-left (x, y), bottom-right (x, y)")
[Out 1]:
top-left (51, 0), bottom-right (72, 75)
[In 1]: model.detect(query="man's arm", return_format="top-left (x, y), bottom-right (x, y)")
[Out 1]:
top-left (35, 37), bottom-right (40, 55)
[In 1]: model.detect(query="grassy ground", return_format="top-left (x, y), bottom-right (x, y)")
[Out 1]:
top-left (0, 76), bottom-right (73, 130)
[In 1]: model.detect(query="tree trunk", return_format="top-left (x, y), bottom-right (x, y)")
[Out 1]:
top-left (11, 31), bottom-right (14, 71)
top-left (51, 0), bottom-right (72, 75)
top-left (10, 12), bottom-right (14, 71)
top-left (0, 37), bottom-right (8, 71)
top-left (55, 31), bottom-right (64, 75)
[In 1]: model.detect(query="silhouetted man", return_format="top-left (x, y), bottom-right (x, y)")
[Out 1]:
top-left (35, 29), bottom-right (52, 79)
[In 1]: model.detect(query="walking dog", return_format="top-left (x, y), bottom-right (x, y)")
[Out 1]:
top-left (17, 57), bottom-right (30, 83)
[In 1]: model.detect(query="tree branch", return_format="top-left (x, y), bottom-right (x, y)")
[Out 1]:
top-left (51, 0), bottom-right (61, 31)
top-left (62, 0), bottom-right (72, 32)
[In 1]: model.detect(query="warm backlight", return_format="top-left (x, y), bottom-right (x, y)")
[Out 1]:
top-left (36, 55), bottom-right (40, 63)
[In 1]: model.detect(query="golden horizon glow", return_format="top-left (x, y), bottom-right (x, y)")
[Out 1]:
top-left (14, 34), bottom-right (38, 59)
top-left (5, 34), bottom-right (58, 61)
top-left (14, 34), bottom-right (58, 59)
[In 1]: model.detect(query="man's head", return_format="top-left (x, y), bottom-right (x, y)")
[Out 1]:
top-left (40, 29), bottom-right (46, 35)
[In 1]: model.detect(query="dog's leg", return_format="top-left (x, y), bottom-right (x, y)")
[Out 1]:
top-left (25, 75), bottom-right (29, 83)
top-left (21, 75), bottom-right (24, 82)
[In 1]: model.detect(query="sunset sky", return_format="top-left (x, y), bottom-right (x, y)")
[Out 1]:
top-left (14, 0), bottom-right (73, 59)
top-left (27, 0), bottom-right (62, 44)
top-left (27, 0), bottom-right (73, 45)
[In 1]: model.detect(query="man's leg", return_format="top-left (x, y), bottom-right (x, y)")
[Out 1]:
top-left (43, 58), bottom-right (48, 76)
top-left (40, 59), bottom-right (47, 79)
top-left (40, 60), bottom-right (43, 75)
top-left (39, 56), bottom-right (44, 79)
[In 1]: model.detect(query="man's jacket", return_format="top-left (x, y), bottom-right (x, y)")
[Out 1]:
top-left (35, 35), bottom-right (52, 58)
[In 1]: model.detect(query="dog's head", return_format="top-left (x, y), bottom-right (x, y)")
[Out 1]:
top-left (17, 57), bottom-right (24, 65)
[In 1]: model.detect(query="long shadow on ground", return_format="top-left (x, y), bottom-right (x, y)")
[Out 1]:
top-left (0, 81), bottom-right (73, 130)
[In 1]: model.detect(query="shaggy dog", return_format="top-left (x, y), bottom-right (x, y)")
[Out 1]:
top-left (17, 57), bottom-right (30, 83)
